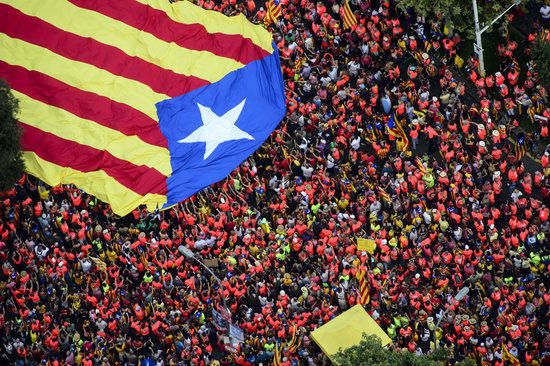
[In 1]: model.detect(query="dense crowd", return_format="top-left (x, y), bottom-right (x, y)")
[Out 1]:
top-left (1, 0), bottom-right (550, 365)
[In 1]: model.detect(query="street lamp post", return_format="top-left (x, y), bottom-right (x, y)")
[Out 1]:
top-left (178, 245), bottom-right (230, 315)
top-left (433, 287), bottom-right (469, 351)
top-left (471, 0), bottom-right (522, 76)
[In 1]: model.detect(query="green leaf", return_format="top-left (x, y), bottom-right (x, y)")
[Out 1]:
top-left (0, 79), bottom-right (24, 192)
top-left (531, 36), bottom-right (550, 85)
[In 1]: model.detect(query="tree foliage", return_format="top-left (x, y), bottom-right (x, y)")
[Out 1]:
top-left (531, 35), bottom-right (550, 86)
top-left (0, 79), bottom-right (24, 192)
top-left (397, 0), bottom-right (509, 38)
top-left (455, 358), bottom-right (477, 366)
top-left (332, 334), bottom-right (446, 366)
top-left (332, 334), bottom-right (477, 365)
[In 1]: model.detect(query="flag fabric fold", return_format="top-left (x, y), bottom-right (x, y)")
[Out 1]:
top-left (0, 0), bottom-right (285, 216)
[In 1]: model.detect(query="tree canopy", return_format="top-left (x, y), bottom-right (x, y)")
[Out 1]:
top-left (0, 79), bottom-right (24, 192)
top-left (531, 35), bottom-right (550, 86)
top-left (397, 0), bottom-right (511, 38)
top-left (331, 334), bottom-right (476, 366)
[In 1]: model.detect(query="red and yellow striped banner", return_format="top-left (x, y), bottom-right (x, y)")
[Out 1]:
top-left (265, 0), bottom-right (282, 25)
top-left (0, 0), bottom-right (273, 215)
top-left (501, 344), bottom-right (521, 366)
top-left (287, 325), bottom-right (302, 353)
top-left (342, 0), bottom-right (357, 29)
top-left (514, 140), bottom-right (527, 162)
top-left (378, 188), bottom-right (391, 204)
top-left (377, 146), bottom-right (389, 159)
top-left (356, 269), bottom-right (370, 305)
top-left (415, 156), bottom-right (427, 174)
top-left (273, 340), bottom-right (282, 366)
top-left (396, 125), bottom-right (410, 152)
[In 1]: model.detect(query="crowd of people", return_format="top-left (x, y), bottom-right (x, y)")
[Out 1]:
top-left (1, 0), bottom-right (549, 365)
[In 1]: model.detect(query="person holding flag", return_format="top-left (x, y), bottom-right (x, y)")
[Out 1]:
top-left (0, 0), bottom-right (548, 364)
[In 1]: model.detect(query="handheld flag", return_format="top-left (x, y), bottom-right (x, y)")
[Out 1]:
top-left (357, 238), bottom-right (375, 254)
top-left (501, 344), bottom-right (521, 366)
top-left (513, 134), bottom-right (526, 162)
top-left (286, 325), bottom-right (302, 353)
top-left (528, 106), bottom-right (536, 123)
top-left (356, 269), bottom-right (370, 305)
top-left (265, 0), bottom-right (282, 25)
top-left (378, 188), bottom-right (391, 205)
top-left (415, 156), bottom-right (427, 174)
top-left (395, 118), bottom-right (410, 152)
top-left (273, 340), bottom-right (282, 366)
top-left (386, 113), bottom-right (400, 138)
top-left (387, 114), bottom-right (409, 151)
top-left (341, 0), bottom-right (358, 29)
top-left (0, 0), bottom-right (285, 216)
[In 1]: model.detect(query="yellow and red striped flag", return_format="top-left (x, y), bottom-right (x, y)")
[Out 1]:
top-left (0, 0), bottom-right (280, 216)
top-left (273, 340), bottom-right (282, 366)
top-left (396, 124), bottom-right (410, 152)
top-left (528, 106), bottom-right (536, 123)
top-left (265, 0), bottom-right (282, 25)
top-left (356, 269), bottom-right (370, 305)
top-left (513, 135), bottom-right (527, 162)
top-left (377, 146), bottom-right (390, 159)
top-left (378, 188), bottom-right (391, 205)
top-left (287, 325), bottom-right (302, 353)
top-left (415, 156), bottom-right (427, 174)
top-left (501, 344), bottom-right (521, 366)
top-left (341, 0), bottom-right (358, 29)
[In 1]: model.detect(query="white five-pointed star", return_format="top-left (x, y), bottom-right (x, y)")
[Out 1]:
top-left (178, 99), bottom-right (254, 160)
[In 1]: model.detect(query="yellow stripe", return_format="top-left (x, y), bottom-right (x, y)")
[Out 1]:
top-left (140, 0), bottom-right (273, 54)
top-left (14, 91), bottom-right (172, 177)
top-left (4, 0), bottom-right (245, 84)
top-left (23, 151), bottom-right (167, 216)
top-left (0, 34), bottom-right (165, 120)
top-left (343, 1), bottom-right (357, 27)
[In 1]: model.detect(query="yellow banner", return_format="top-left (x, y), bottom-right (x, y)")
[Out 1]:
top-left (357, 238), bottom-right (376, 254)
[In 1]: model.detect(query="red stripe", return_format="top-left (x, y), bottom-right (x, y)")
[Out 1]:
top-left (0, 61), bottom-right (168, 148)
top-left (21, 123), bottom-right (168, 196)
top-left (0, 4), bottom-right (207, 97)
top-left (69, 0), bottom-right (270, 65)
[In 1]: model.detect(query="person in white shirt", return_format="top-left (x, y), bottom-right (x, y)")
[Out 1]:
top-left (540, 4), bottom-right (550, 20)
top-left (301, 163), bottom-right (314, 178)
top-left (351, 136), bottom-right (361, 150)
top-left (347, 60), bottom-right (360, 77)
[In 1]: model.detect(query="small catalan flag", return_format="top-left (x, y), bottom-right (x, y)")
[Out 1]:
top-left (341, 0), bottom-right (357, 29)
top-left (265, 0), bottom-right (282, 25)
top-left (356, 268), bottom-right (370, 305)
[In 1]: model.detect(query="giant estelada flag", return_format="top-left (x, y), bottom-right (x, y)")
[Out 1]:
top-left (0, 0), bottom-right (286, 215)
